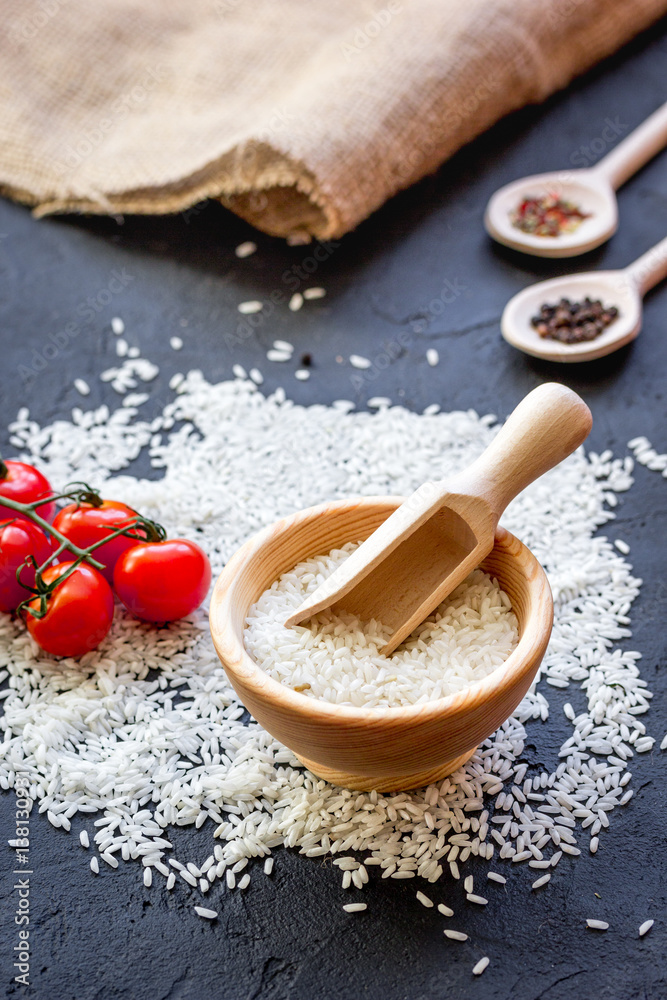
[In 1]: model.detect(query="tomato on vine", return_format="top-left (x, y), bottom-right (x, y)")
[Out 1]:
top-left (23, 562), bottom-right (114, 658)
top-left (0, 520), bottom-right (55, 613)
top-left (114, 539), bottom-right (211, 623)
top-left (53, 498), bottom-right (143, 584)
top-left (1, 467), bottom-right (213, 654)
top-left (0, 460), bottom-right (54, 522)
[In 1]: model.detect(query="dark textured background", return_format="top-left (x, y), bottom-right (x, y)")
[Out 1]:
top-left (1, 21), bottom-right (667, 1000)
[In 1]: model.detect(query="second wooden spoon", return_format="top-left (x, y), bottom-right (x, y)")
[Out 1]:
top-left (501, 235), bottom-right (667, 362)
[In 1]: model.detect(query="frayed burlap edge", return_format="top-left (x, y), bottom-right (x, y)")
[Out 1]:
top-left (0, 141), bottom-right (338, 241)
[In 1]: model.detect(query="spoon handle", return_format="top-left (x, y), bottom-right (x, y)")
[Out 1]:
top-left (624, 236), bottom-right (667, 297)
top-left (450, 383), bottom-right (592, 524)
top-left (592, 102), bottom-right (667, 190)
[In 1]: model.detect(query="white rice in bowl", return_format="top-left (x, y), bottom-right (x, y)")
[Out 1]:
top-left (244, 542), bottom-right (519, 709)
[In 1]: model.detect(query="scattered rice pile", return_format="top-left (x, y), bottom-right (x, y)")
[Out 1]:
top-left (0, 369), bottom-right (650, 941)
top-left (245, 556), bottom-right (518, 707)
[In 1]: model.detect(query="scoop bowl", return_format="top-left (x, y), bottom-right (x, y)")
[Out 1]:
top-left (210, 497), bottom-right (553, 792)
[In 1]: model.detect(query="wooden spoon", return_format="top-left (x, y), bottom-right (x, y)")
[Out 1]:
top-left (484, 102), bottom-right (667, 258)
top-left (501, 236), bottom-right (667, 363)
top-left (285, 383), bottom-right (591, 655)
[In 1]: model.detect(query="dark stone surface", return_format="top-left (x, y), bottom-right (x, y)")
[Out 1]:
top-left (1, 20), bottom-right (667, 1000)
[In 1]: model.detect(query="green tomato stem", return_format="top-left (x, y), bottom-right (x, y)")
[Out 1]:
top-left (0, 495), bottom-right (106, 570)
top-left (84, 517), bottom-right (146, 553)
top-left (4, 483), bottom-right (167, 624)
top-left (18, 517), bottom-right (146, 618)
top-left (19, 485), bottom-right (101, 511)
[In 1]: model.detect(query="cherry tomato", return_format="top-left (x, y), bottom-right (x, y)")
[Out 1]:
top-left (114, 539), bottom-right (211, 622)
top-left (24, 562), bottom-right (114, 658)
top-left (0, 461), bottom-right (54, 523)
top-left (53, 499), bottom-right (141, 584)
top-left (0, 520), bottom-right (55, 613)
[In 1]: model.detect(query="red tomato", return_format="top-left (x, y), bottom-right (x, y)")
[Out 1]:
top-left (24, 562), bottom-right (114, 657)
top-left (114, 539), bottom-right (211, 622)
top-left (53, 500), bottom-right (141, 584)
top-left (0, 461), bottom-right (54, 523)
top-left (0, 520), bottom-right (55, 613)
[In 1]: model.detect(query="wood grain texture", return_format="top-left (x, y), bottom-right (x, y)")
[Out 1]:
top-left (210, 497), bottom-right (554, 791)
top-left (295, 748), bottom-right (478, 793)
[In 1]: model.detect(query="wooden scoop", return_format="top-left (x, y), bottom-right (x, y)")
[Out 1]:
top-left (285, 383), bottom-right (591, 654)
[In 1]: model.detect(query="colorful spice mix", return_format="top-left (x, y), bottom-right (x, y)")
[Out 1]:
top-left (511, 194), bottom-right (590, 238)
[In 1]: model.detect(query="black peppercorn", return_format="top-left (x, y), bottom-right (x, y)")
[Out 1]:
top-left (530, 297), bottom-right (619, 345)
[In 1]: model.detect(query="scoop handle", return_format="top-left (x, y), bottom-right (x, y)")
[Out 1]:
top-left (592, 101), bottom-right (667, 190)
top-left (450, 383), bottom-right (592, 524)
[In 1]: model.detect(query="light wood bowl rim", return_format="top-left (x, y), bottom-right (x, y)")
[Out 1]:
top-left (210, 497), bottom-right (553, 728)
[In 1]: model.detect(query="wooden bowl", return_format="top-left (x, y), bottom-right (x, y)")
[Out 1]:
top-left (210, 497), bottom-right (553, 792)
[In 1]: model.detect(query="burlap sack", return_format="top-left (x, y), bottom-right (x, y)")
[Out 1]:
top-left (2, 0), bottom-right (665, 240)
